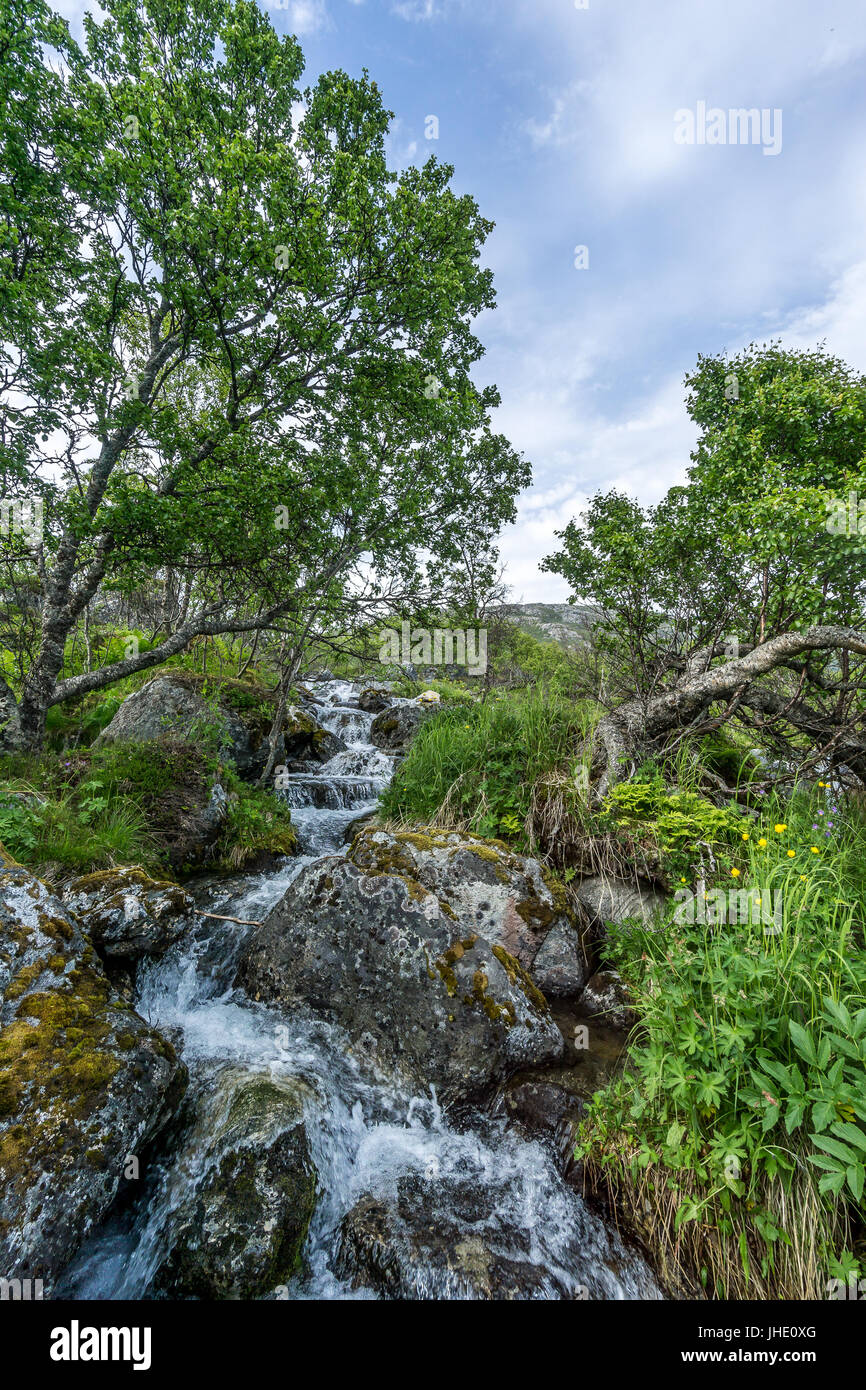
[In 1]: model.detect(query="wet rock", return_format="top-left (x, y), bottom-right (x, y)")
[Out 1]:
top-left (237, 851), bottom-right (564, 1106)
top-left (337, 1184), bottom-right (560, 1300)
top-left (347, 827), bottom-right (585, 998)
top-left (501, 1078), bottom-right (585, 1140)
top-left (155, 1071), bottom-right (317, 1299)
top-left (580, 969), bottom-right (638, 1031)
top-left (575, 874), bottom-right (666, 932)
top-left (357, 686), bottom-right (394, 713)
top-left (0, 857), bottom-right (187, 1288)
top-left (279, 708), bottom-right (345, 765)
top-left (61, 868), bottom-right (196, 964)
top-left (95, 674), bottom-right (344, 779)
top-left (369, 702), bottom-right (433, 753)
top-left (342, 812), bottom-right (377, 845)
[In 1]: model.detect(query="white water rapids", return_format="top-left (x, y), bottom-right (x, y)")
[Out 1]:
top-left (58, 680), bottom-right (661, 1300)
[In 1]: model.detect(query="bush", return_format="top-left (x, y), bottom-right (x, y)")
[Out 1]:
top-left (578, 783), bottom-right (866, 1298)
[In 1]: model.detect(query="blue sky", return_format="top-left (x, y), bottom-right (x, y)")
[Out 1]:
top-left (59, 0), bottom-right (866, 600)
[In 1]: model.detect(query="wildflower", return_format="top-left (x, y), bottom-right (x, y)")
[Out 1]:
top-left (742, 832), bottom-right (750, 841)
top-left (758, 837), bottom-right (767, 848)
top-left (810, 846), bottom-right (819, 854)
top-left (818, 781), bottom-right (826, 788)
top-left (731, 867), bottom-right (741, 877)
top-left (787, 849), bottom-right (795, 857)
top-left (774, 823), bottom-right (786, 834)
top-left (800, 875), bottom-right (806, 881)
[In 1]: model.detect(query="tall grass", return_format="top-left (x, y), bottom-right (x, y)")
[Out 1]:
top-left (579, 782), bottom-right (866, 1298)
top-left (380, 689), bottom-right (598, 842)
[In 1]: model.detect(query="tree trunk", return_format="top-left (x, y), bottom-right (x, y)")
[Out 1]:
top-left (589, 624), bottom-right (866, 800)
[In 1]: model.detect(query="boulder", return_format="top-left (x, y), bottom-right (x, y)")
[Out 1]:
top-left (61, 868), bottom-right (196, 964)
top-left (155, 1071), bottom-right (317, 1299)
top-left (357, 686), bottom-right (394, 714)
top-left (575, 874), bottom-right (666, 932)
top-left (279, 707), bottom-right (345, 765)
top-left (337, 1185), bottom-right (560, 1299)
top-left (95, 674), bottom-right (239, 749)
top-left (0, 857), bottom-right (186, 1289)
top-left (348, 828), bottom-right (585, 998)
top-left (237, 849), bottom-right (564, 1106)
top-left (369, 702), bottom-right (433, 753)
top-left (580, 969), bottom-right (638, 1031)
top-left (95, 674), bottom-right (345, 779)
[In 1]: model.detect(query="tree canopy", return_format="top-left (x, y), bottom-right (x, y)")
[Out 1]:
top-left (0, 0), bottom-right (527, 747)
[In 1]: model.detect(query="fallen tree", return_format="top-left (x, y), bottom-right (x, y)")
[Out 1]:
top-left (543, 344), bottom-right (866, 801)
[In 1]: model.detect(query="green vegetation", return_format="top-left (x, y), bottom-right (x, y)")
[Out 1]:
top-left (577, 785), bottom-right (866, 1298)
top-left (0, 737), bottom-right (296, 878)
top-left (381, 685), bottom-right (596, 843)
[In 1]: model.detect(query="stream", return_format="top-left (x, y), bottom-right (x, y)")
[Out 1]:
top-left (58, 680), bottom-right (661, 1301)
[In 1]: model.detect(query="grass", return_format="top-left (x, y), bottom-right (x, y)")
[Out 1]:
top-left (379, 687), bottom-right (598, 844)
top-left (0, 739), bottom-right (297, 880)
top-left (577, 782), bottom-right (866, 1299)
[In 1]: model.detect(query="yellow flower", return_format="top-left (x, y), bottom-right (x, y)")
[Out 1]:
top-left (757, 838), bottom-right (767, 848)
top-left (731, 867), bottom-right (741, 877)
top-left (741, 832), bottom-right (750, 841)
top-left (787, 849), bottom-right (795, 858)
top-left (810, 846), bottom-right (819, 854)
top-left (774, 823), bottom-right (786, 834)
top-left (818, 781), bottom-right (826, 788)
top-left (800, 875), bottom-right (806, 881)
top-left (680, 877), bottom-right (686, 884)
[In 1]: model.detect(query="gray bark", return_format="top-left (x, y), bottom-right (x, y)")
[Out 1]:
top-left (591, 625), bottom-right (866, 799)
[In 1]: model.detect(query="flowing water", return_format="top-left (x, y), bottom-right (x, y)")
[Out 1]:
top-left (58, 680), bottom-right (661, 1301)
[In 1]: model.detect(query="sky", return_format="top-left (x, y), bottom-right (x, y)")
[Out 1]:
top-left (57, 0), bottom-right (866, 602)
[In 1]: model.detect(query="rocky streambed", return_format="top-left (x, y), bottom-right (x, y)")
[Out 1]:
top-left (1, 679), bottom-right (663, 1300)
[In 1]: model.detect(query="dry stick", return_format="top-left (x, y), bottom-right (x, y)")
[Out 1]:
top-left (197, 910), bottom-right (263, 926)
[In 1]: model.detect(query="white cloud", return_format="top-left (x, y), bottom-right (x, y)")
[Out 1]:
top-left (268, 0), bottom-right (331, 35)
top-left (777, 259), bottom-right (866, 373)
top-left (391, 0), bottom-right (439, 21)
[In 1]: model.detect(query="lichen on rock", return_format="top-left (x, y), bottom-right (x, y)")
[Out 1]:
top-left (0, 862), bottom-right (186, 1287)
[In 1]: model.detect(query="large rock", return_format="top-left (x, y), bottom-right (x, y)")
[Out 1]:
top-left (369, 702), bottom-right (433, 753)
top-left (237, 850), bottom-right (564, 1106)
top-left (357, 686), bottom-right (394, 714)
top-left (155, 1071), bottom-right (317, 1299)
top-left (348, 828), bottom-right (585, 998)
top-left (61, 868), bottom-right (196, 964)
top-left (575, 874), bottom-right (666, 932)
top-left (337, 1185), bottom-right (559, 1300)
top-left (580, 969), bottom-right (638, 1031)
top-left (95, 674), bottom-right (344, 778)
top-left (0, 855), bottom-right (186, 1289)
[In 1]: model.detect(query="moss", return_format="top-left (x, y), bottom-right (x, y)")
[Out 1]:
top-left (492, 944), bottom-right (551, 1017)
top-left (432, 936), bottom-right (478, 997)
top-left (0, 956), bottom-right (135, 1178)
top-left (4, 957), bottom-right (55, 1001)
